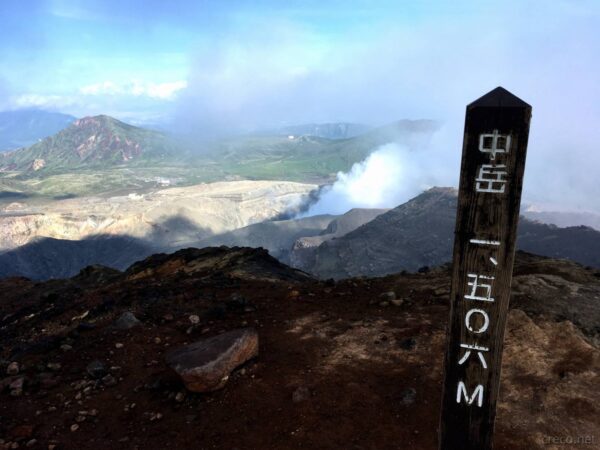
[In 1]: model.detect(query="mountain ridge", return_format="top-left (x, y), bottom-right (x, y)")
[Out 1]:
top-left (0, 115), bottom-right (183, 172)
top-left (300, 187), bottom-right (600, 279)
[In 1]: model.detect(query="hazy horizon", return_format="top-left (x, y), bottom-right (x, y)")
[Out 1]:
top-left (1, 0), bottom-right (599, 213)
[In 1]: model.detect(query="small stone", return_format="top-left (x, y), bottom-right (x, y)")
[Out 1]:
top-left (9, 377), bottom-right (24, 391)
top-left (75, 415), bottom-right (86, 423)
top-left (49, 445), bottom-right (57, 450)
top-left (70, 424), bottom-right (79, 432)
top-left (400, 337), bottom-right (417, 350)
top-left (101, 374), bottom-right (117, 387)
top-left (287, 290), bottom-right (300, 299)
top-left (380, 291), bottom-right (396, 301)
top-left (77, 322), bottom-right (96, 332)
top-left (163, 314), bottom-right (174, 321)
top-left (175, 392), bottom-right (185, 402)
top-left (86, 360), bottom-right (107, 379)
top-left (47, 362), bottom-right (61, 371)
top-left (378, 301), bottom-right (389, 307)
top-left (154, 337), bottom-right (161, 344)
top-left (115, 343), bottom-right (124, 349)
top-left (390, 298), bottom-right (404, 307)
top-left (60, 344), bottom-right (73, 352)
top-left (6, 362), bottom-right (19, 375)
top-left (149, 412), bottom-right (163, 421)
top-left (188, 315), bottom-right (200, 324)
top-left (292, 386), bottom-right (310, 403)
top-left (114, 312), bottom-right (141, 330)
top-left (400, 387), bottom-right (417, 406)
top-left (25, 439), bottom-right (37, 448)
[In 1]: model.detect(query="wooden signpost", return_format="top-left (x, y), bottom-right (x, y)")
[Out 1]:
top-left (439, 87), bottom-right (532, 450)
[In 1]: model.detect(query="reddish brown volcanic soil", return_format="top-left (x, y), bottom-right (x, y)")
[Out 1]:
top-left (0, 247), bottom-right (599, 450)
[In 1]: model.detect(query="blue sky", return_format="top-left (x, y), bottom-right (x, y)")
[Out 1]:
top-left (1, 0), bottom-right (599, 209)
top-left (1, 0), bottom-right (598, 125)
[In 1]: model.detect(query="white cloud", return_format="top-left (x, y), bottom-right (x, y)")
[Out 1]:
top-left (79, 80), bottom-right (187, 100)
top-left (142, 81), bottom-right (188, 99)
top-left (11, 93), bottom-right (77, 109)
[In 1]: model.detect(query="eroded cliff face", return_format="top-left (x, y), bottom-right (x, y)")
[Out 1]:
top-left (0, 180), bottom-right (317, 251)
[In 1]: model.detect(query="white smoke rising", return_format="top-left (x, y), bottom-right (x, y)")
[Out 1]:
top-left (304, 125), bottom-right (460, 216)
top-left (304, 144), bottom-right (416, 216)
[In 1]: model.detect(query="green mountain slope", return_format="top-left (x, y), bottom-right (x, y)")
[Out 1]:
top-left (0, 118), bottom-right (439, 197)
top-left (200, 119), bottom-right (439, 181)
top-left (0, 115), bottom-right (184, 172)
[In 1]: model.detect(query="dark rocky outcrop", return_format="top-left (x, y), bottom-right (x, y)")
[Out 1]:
top-left (301, 188), bottom-right (600, 279)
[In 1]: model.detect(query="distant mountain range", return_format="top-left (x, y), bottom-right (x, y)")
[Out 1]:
top-left (523, 210), bottom-right (600, 231)
top-left (0, 109), bottom-right (75, 151)
top-left (0, 115), bottom-right (184, 173)
top-left (273, 122), bottom-right (371, 139)
top-left (0, 116), bottom-right (438, 185)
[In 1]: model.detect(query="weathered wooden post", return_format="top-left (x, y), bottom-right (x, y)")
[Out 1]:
top-left (439, 87), bottom-right (532, 449)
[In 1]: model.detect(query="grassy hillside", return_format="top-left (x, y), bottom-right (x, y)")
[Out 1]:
top-left (0, 118), bottom-right (438, 198)
top-left (0, 115), bottom-right (186, 173)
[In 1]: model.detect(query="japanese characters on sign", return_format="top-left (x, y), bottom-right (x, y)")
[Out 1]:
top-left (454, 129), bottom-right (511, 409)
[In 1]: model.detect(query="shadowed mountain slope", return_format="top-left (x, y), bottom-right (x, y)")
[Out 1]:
top-left (304, 188), bottom-right (600, 279)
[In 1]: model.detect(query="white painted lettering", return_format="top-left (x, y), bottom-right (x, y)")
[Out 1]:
top-left (475, 164), bottom-right (507, 194)
top-left (465, 308), bottom-right (490, 334)
top-left (479, 130), bottom-right (511, 160)
top-left (458, 343), bottom-right (489, 369)
top-left (465, 274), bottom-right (495, 302)
top-left (456, 381), bottom-right (484, 407)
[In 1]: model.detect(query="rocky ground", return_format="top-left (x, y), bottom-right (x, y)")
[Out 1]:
top-left (0, 247), bottom-right (599, 450)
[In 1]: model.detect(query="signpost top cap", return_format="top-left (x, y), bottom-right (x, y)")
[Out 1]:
top-left (468, 87), bottom-right (531, 109)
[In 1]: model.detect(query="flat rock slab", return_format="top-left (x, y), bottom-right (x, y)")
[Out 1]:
top-left (166, 328), bottom-right (258, 393)
top-left (114, 312), bottom-right (141, 330)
